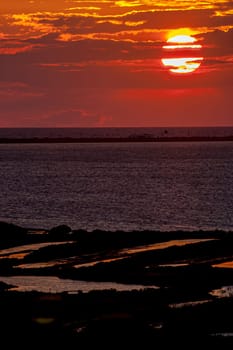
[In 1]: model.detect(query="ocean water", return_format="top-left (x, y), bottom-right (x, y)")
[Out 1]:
top-left (0, 128), bottom-right (233, 232)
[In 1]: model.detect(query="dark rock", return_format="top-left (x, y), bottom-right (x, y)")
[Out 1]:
top-left (0, 281), bottom-right (12, 291)
top-left (0, 221), bottom-right (27, 240)
top-left (48, 224), bottom-right (72, 238)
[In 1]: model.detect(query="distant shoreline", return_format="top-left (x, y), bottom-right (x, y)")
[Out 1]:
top-left (0, 135), bottom-right (233, 143)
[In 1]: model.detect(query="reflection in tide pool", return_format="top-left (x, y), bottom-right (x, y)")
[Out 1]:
top-left (73, 239), bottom-right (214, 269)
top-left (210, 285), bottom-right (233, 298)
top-left (169, 299), bottom-right (211, 309)
top-left (212, 260), bottom-right (233, 269)
top-left (0, 241), bottom-right (74, 259)
top-left (14, 239), bottom-right (213, 270)
top-left (119, 239), bottom-right (214, 255)
top-left (0, 275), bottom-right (158, 293)
top-left (211, 333), bottom-right (233, 338)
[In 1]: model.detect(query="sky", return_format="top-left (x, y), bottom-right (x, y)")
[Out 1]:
top-left (0, 0), bottom-right (232, 127)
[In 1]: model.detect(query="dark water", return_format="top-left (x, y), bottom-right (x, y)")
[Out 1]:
top-left (0, 134), bottom-right (233, 231)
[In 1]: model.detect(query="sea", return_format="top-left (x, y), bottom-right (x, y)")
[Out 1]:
top-left (0, 127), bottom-right (233, 232)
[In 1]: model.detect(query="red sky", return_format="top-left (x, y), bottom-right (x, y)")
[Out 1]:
top-left (0, 0), bottom-right (232, 127)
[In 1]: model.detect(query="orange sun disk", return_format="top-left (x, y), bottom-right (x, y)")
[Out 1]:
top-left (161, 35), bottom-right (203, 74)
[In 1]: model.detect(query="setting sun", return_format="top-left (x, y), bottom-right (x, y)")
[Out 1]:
top-left (161, 57), bottom-right (203, 73)
top-left (167, 35), bottom-right (196, 44)
top-left (162, 34), bottom-right (203, 74)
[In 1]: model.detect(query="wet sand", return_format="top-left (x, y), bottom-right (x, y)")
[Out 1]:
top-left (1, 222), bottom-right (233, 347)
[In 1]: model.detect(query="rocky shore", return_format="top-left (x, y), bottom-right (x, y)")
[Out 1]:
top-left (1, 222), bottom-right (233, 347)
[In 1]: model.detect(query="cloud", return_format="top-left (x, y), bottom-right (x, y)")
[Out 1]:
top-left (200, 28), bottom-right (233, 47)
top-left (1, 5), bottom-right (233, 41)
top-left (199, 28), bottom-right (233, 65)
top-left (35, 10), bottom-right (233, 35)
top-left (0, 27), bottom-right (232, 94)
top-left (0, 27), bottom-right (231, 77)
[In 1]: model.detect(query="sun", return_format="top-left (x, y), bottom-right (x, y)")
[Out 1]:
top-left (161, 34), bottom-right (203, 74)
top-left (167, 35), bottom-right (197, 44)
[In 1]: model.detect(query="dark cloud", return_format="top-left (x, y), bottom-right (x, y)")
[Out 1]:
top-left (0, 27), bottom-right (231, 85)
top-left (34, 9), bottom-right (233, 34)
top-left (199, 28), bottom-right (233, 47)
top-left (0, 28), bottom-right (232, 94)
top-left (0, 36), bottom-right (162, 69)
top-left (199, 29), bottom-right (233, 60)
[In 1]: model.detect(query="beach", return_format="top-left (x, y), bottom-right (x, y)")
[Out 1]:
top-left (1, 222), bottom-right (233, 347)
